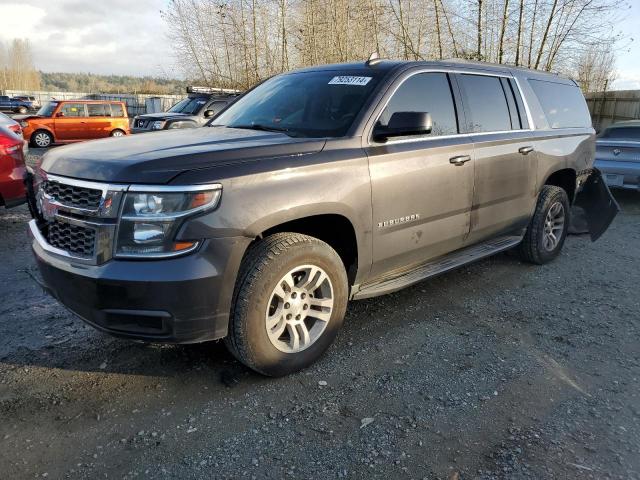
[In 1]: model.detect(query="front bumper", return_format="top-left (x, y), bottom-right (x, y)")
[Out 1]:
top-left (29, 219), bottom-right (250, 343)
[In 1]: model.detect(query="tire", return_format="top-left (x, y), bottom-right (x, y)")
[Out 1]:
top-left (110, 129), bottom-right (126, 137)
top-left (518, 185), bottom-right (570, 264)
top-left (225, 232), bottom-right (348, 376)
top-left (16, 106), bottom-right (27, 114)
top-left (30, 130), bottom-right (53, 148)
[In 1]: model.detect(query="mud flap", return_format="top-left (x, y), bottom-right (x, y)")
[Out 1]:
top-left (572, 169), bottom-right (619, 242)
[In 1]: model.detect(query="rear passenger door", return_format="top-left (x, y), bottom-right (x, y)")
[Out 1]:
top-left (455, 73), bottom-right (537, 244)
top-left (365, 71), bottom-right (475, 279)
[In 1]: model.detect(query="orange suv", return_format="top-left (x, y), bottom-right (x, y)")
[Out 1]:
top-left (18, 100), bottom-right (129, 148)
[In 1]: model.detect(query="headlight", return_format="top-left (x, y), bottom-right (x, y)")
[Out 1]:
top-left (20, 121), bottom-right (29, 128)
top-left (115, 185), bottom-right (221, 258)
top-left (151, 120), bottom-right (165, 130)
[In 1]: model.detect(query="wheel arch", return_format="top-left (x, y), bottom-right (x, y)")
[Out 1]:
top-left (30, 127), bottom-right (55, 145)
top-left (543, 168), bottom-right (576, 203)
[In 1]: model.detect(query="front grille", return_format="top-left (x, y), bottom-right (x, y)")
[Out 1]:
top-left (42, 180), bottom-right (102, 210)
top-left (46, 221), bottom-right (96, 257)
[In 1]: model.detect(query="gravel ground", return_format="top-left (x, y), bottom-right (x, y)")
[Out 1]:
top-left (0, 147), bottom-right (638, 479)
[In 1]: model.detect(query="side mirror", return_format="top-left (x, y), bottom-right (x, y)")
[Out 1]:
top-left (204, 109), bottom-right (215, 118)
top-left (55, 111), bottom-right (64, 117)
top-left (374, 111), bottom-right (432, 141)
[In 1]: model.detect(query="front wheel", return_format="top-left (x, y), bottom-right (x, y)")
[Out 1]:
top-left (518, 185), bottom-right (570, 264)
top-left (30, 130), bottom-right (53, 148)
top-left (110, 129), bottom-right (126, 137)
top-left (225, 233), bottom-right (348, 376)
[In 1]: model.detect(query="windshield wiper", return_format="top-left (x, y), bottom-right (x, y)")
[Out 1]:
top-left (229, 124), bottom-right (295, 136)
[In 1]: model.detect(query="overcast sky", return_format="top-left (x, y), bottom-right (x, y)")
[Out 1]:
top-left (0, 0), bottom-right (639, 89)
top-left (0, 0), bottom-right (174, 77)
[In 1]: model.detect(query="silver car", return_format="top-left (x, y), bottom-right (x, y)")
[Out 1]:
top-left (595, 121), bottom-right (640, 190)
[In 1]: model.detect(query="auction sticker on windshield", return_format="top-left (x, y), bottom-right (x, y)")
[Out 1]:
top-left (328, 76), bottom-right (372, 86)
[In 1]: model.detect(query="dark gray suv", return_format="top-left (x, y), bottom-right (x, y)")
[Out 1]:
top-left (27, 59), bottom-right (617, 376)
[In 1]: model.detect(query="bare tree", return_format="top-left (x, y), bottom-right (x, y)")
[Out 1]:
top-left (0, 39), bottom-right (41, 91)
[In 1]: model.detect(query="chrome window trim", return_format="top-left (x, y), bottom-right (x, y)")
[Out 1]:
top-left (128, 183), bottom-right (222, 193)
top-left (366, 67), bottom-right (536, 147)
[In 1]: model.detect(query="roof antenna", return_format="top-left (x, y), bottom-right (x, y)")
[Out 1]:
top-left (366, 52), bottom-right (382, 66)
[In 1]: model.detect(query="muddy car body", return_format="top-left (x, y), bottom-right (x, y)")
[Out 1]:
top-left (27, 60), bottom-right (617, 376)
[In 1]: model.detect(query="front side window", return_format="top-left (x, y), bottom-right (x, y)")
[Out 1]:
top-left (377, 72), bottom-right (458, 138)
top-left (87, 103), bottom-right (109, 117)
top-left (212, 70), bottom-right (384, 138)
top-left (529, 79), bottom-right (591, 129)
top-left (59, 103), bottom-right (86, 117)
top-left (458, 74), bottom-right (513, 133)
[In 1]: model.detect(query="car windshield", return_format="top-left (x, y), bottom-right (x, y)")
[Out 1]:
top-left (600, 127), bottom-right (640, 141)
top-left (210, 70), bottom-right (383, 138)
top-left (37, 102), bottom-right (58, 117)
top-left (168, 97), bottom-right (207, 115)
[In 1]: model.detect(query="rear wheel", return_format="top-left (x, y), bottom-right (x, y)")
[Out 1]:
top-left (110, 129), bottom-right (125, 137)
top-left (30, 130), bottom-right (53, 148)
top-left (225, 233), bottom-right (348, 376)
top-left (16, 106), bottom-right (27, 114)
top-left (518, 185), bottom-right (570, 264)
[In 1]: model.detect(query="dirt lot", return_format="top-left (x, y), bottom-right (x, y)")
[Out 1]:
top-left (0, 149), bottom-right (638, 479)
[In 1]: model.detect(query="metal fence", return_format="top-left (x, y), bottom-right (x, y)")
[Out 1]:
top-left (2, 89), bottom-right (184, 116)
top-left (585, 90), bottom-right (640, 131)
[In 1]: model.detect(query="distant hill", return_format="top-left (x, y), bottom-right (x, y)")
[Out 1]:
top-left (39, 72), bottom-right (189, 95)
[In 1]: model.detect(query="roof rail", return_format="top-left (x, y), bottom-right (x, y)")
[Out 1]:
top-left (186, 86), bottom-right (241, 95)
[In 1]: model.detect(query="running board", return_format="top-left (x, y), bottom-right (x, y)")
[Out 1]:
top-left (353, 235), bottom-right (523, 299)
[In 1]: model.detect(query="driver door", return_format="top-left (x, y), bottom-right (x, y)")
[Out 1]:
top-left (54, 102), bottom-right (87, 141)
top-left (365, 72), bottom-right (475, 279)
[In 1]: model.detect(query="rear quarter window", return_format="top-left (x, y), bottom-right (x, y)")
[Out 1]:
top-left (529, 79), bottom-right (591, 129)
top-left (111, 104), bottom-right (125, 117)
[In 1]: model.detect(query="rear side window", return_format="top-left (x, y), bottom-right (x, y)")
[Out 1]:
top-left (59, 103), bottom-right (86, 117)
top-left (529, 79), bottom-right (591, 129)
top-left (378, 72), bottom-right (458, 137)
top-left (458, 74), bottom-right (513, 133)
top-left (111, 104), bottom-right (125, 117)
top-left (87, 103), bottom-right (109, 117)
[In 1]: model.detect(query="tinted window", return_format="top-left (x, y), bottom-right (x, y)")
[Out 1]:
top-left (600, 127), bottom-right (640, 140)
top-left (529, 79), bottom-right (591, 128)
top-left (87, 103), bottom-right (109, 117)
top-left (459, 74), bottom-right (513, 132)
top-left (212, 70), bottom-right (383, 138)
top-left (111, 103), bottom-right (125, 117)
top-left (59, 103), bottom-right (86, 117)
top-left (378, 73), bottom-right (458, 137)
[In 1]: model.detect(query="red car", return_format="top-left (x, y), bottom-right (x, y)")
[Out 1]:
top-left (0, 126), bottom-right (26, 208)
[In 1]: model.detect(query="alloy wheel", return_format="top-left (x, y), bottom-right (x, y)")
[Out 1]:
top-left (542, 201), bottom-right (565, 251)
top-left (33, 132), bottom-right (51, 147)
top-left (265, 264), bottom-right (334, 353)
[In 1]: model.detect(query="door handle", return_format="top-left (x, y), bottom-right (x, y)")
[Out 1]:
top-left (449, 155), bottom-right (471, 166)
top-left (519, 146), bottom-right (534, 155)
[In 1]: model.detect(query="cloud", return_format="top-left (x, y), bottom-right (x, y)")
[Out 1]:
top-left (0, 0), bottom-right (176, 77)
top-left (611, 71), bottom-right (640, 91)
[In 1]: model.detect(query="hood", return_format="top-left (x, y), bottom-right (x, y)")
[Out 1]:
top-left (41, 126), bottom-right (326, 184)
top-left (136, 112), bottom-right (190, 120)
top-left (12, 114), bottom-right (44, 122)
